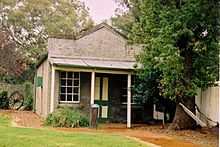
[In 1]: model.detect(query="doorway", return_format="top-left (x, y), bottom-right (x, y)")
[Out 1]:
top-left (94, 76), bottom-right (110, 122)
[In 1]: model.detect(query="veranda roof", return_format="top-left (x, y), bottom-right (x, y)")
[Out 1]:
top-left (49, 57), bottom-right (136, 70)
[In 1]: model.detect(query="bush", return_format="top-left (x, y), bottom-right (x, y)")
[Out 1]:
top-left (23, 82), bottom-right (33, 110)
top-left (44, 107), bottom-right (89, 128)
top-left (0, 90), bottom-right (9, 109)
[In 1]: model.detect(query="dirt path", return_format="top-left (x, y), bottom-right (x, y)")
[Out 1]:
top-left (0, 110), bottom-right (218, 147)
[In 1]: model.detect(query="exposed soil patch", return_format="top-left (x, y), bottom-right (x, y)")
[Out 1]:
top-left (0, 110), bottom-right (218, 147)
top-left (133, 124), bottom-right (218, 147)
top-left (0, 109), bottom-right (43, 128)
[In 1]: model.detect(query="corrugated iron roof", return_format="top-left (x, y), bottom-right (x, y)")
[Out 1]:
top-left (49, 57), bottom-right (136, 70)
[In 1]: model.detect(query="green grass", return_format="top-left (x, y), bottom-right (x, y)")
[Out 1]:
top-left (0, 115), bottom-right (146, 147)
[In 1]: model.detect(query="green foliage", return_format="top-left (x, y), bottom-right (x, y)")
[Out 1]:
top-left (131, 0), bottom-right (219, 99)
top-left (44, 107), bottom-right (89, 128)
top-left (112, 0), bottom-right (141, 37)
top-left (132, 68), bottom-right (162, 103)
top-left (0, 0), bottom-right (94, 60)
top-left (0, 63), bottom-right (35, 84)
top-left (23, 82), bottom-right (33, 110)
top-left (0, 90), bottom-right (9, 109)
top-left (0, 0), bottom-right (94, 84)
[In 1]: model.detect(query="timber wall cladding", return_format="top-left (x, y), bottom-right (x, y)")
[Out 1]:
top-left (196, 86), bottom-right (219, 126)
top-left (35, 58), bottom-right (50, 117)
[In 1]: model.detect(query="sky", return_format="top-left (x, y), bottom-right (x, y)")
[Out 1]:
top-left (81, 0), bottom-right (118, 24)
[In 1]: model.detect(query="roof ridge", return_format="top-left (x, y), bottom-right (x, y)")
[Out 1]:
top-left (75, 22), bottom-right (127, 40)
top-left (48, 22), bottom-right (127, 40)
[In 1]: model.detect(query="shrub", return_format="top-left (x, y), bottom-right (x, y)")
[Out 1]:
top-left (23, 82), bottom-right (33, 110)
top-left (44, 107), bottom-right (89, 128)
top-left (0, 90), bottom-right (9, 109)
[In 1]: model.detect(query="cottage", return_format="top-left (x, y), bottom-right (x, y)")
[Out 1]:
top-left (35, 23), bottom-right (142, 128)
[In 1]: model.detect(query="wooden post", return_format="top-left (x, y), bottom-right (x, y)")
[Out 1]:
top-left (90, 104), bottom-right (99, 129)
top-left (127, 74), bottom-right (131, 128)
top-left (179, 103), bottom-right (206, 127)
top-left (91, 72), bottom-right (95, 104)
top-left (50, 66), bottom-right (55, 113)
top-left (90, 72), bottom-right (98, 128)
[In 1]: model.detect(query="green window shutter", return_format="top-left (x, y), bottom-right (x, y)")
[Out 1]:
top-left (36, 77), bottom-right (43, 87)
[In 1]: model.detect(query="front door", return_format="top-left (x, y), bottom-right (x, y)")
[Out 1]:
top-left (94, 76), bottom-right (109, 122)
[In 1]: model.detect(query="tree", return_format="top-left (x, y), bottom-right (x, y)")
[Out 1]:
top-left (0, 0), bottom-right (93, 60)
top-left (111, 0), bottom-right (141, 36)
top-left (0, 31), bottom-right (24, 75)
top-left (131, 0), bottom-right (219, 129)
top-left (0, 0), bottom-right (93, 83)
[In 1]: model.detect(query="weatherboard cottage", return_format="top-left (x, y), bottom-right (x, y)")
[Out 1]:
top-left (35, 23), bottom-right (142, 127)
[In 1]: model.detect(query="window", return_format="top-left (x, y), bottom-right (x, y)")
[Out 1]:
top-left (59, 71), bottom-right (80, 103)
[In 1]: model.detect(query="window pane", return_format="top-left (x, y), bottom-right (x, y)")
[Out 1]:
top-left (60, 94), bottom-right (65, 101)
top-left (67, 95), bottom-right (72, 101)
top-left (67, 72), bottom-right (73, 78)
top-left (67, 87), bottom-right (72, 93)
top-left (59, 72), bottom-right (80, 103)
top-left (61, 80), bottom-right (66, 86)
top-left (73, 87), bottom-right (79, 93)
top-left (61, 87), bottom-right (66, 93)
top-left (74, 80), bottom-right (79, 86)
top-left (74, 72), bottom-right (79, 78)
top-left (60, 72), bottom-right (66, 78)
top-left (67, 80), bottom-right (72, 86)
top-left (73, 95), bottom-right (78, 101)
top-left (122, 81), bottom-right (127, 87)
top-left (122, 90), bottom-right (127, 95)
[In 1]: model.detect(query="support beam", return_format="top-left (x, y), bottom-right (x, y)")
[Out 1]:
top-left (50, 66), bottom-right (55, 113)
top-left (179, 103), bottom-right (206, 127)
top-left (127, 74), bottom-right (131, 128)
top-left (91, 72), bottom-right (95, 104)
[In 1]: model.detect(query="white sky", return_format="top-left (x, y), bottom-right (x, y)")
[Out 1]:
top-left (81, 0), bottom-right (118, 24)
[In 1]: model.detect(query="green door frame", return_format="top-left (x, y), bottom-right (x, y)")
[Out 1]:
top-left (94, 76), bottom-right (110, 122)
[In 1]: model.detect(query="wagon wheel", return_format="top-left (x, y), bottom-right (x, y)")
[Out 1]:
top-left (9, 91), bottom-right (24, 110)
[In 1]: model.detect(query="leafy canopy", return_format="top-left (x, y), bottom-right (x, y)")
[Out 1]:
top-left (132, 0), bottom-right (219, 99)
top-left (0, 0), bottom-right (93, 60)
top-left (112, 0), bottom-right (141, 36)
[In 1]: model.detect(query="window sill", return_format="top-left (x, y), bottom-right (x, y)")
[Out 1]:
top-left (58, 103), bottom-right (80, 108)
top-left (59, 101), bottom-right (80, 104)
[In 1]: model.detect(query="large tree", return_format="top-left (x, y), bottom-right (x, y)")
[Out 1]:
top-left (114, 0), bottom-right (219, 129)
top-left (0, 0), bottom-right (93, 60)
top-left (0, 0), bottom-right (93, 83)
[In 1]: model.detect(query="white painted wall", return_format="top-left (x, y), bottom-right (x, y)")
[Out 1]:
top-left (196, 86), bottom-right (219, 126)
top-left (36, 58), bottom-right (51, 117)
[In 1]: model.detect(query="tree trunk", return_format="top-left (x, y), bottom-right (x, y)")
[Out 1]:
top-left (169, 96), bottom-right (196, 130)
top-left (170, 39), bottom-right (197, 130)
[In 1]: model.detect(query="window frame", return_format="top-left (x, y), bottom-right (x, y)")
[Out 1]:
top-left (59, 71), bottom-right (80, 104)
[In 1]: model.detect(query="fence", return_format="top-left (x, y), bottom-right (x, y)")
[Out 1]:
top-left (196, 86), bottom-right (219, 127)
top-left (0, 84), bottom-right (34, 98)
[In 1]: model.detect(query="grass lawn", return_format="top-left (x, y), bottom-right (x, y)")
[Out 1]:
top-left (0, 115), bottom-right (146, 147)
